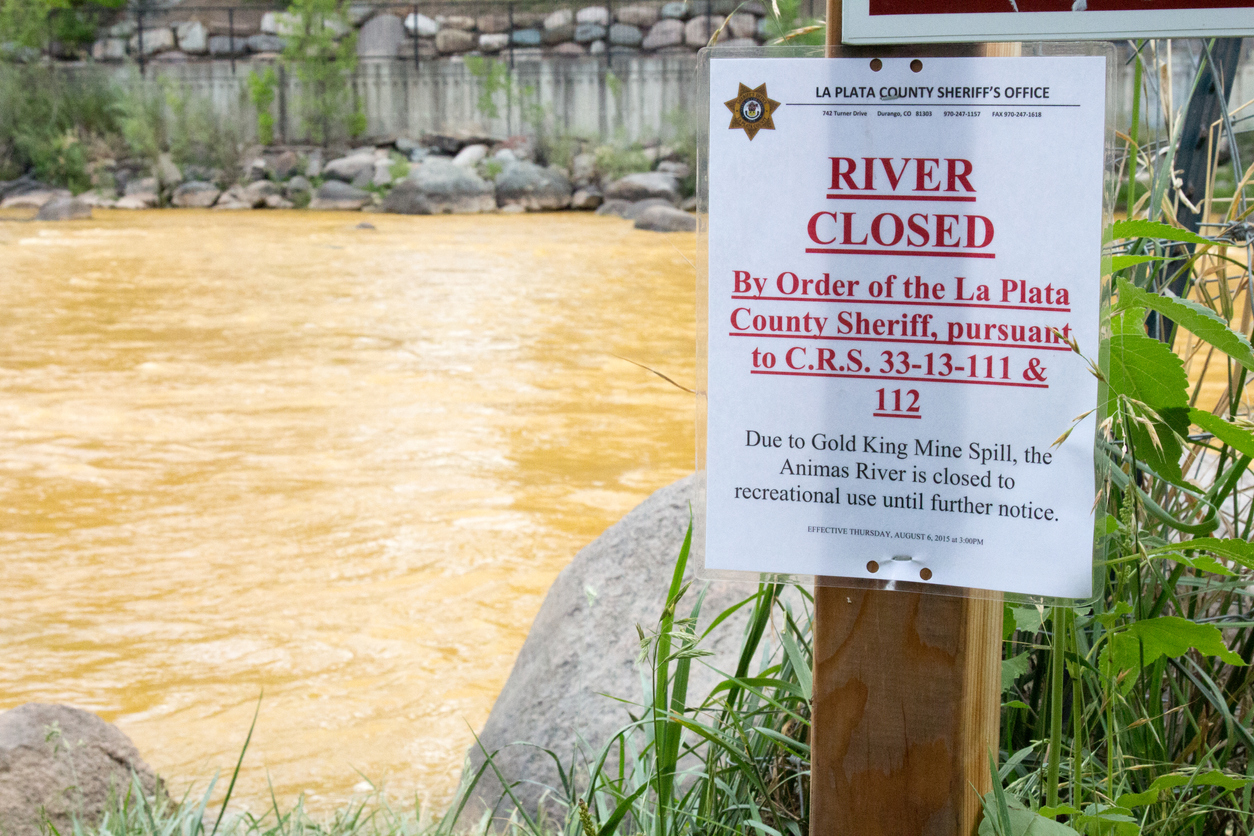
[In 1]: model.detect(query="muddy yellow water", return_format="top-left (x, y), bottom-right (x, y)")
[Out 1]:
top-left (0, 210), bottom-right (695, 812)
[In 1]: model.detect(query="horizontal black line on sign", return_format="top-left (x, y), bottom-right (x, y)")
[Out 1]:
top-left (730, 295), bottom-right (1072, 314)
top-left (806, 247), bottom-right (996, 259)
top-left (784, 103), bottom-right (1082, 107)
top-left (826, 194), bottom-right (977, 202)
top-left (873, 412), bottom-right (923, 419)
top-left (726, 332), bottom-right (1072, 351)
top-left (750, 369), bottom-right (1050, 389)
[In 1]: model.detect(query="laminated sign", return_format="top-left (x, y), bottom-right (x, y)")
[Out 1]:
top-left (704, 55), bottom-right (1106, 599)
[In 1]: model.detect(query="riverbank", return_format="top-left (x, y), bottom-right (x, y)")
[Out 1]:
top-left (1, 128), bottom-right (698, 231)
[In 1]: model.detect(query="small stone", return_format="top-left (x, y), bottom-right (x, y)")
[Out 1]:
top-left (642, 18), bottom-right (684, 49)
top-left (495, 162), bottom-right (574, 211)
top-left (500, 204), bottom-right (526, 214)
top-left (439, 14), bottom-right (475, 29)
top-left (493, 148), bottom-right (517, 163)
top-left (479, 32), bottom-right (510, 51)
top-left (207, 35), bottom-right (247, 56)
top-left (356, 221), bottom-right (376, 229)
top-left (595, 198), bottom-right (635, 218)
top-left (247, 34), bottom-right (284, 53)
top-left (589, 39), bottom-right (606, 54)
top-left (310, 181), bottom-right (372, 211)
top-left (175, 20), bottom-right (207, 53)
top-left (681, 195), bottom-right (698, 211)
top-left (656, 161), bottom-right (690, 179)
top-left (403, 12), bottom-right (439, 36)
top-left (659, 1), bottom-right (689, 18)
top-left (305, 149), bottom-right (323, 178)
top-left (552, 41), bottom-right (586, 54)
top-left (453, 144), bottom-right (489, 167)
top-left (635, 204), bottom-right (696, 231)
top-left (570, 187), bottom-right (603, 210)
top-left (348, 3), bottom-right (377, 25)
top-left (285, 175), bottom-right (312, 196)
top-left (261, 11), bottom-right (302, 35)
top-left (616, 3), bottom-right (659, 26)
top-left (171, 181), bottom-right (221, 208)
top-left (727, 12), bottom-right (756, 38)
top-left (91, 38), bottom-right (127, 60)
top-left (357, 14), bottom-right (405, 59)
top-left (608, 22), bottom-right (643, 45)
top-left (605, 171), bottom-right (680, 203)
top-left (574, 22), bottom-right (606, 42)
top-left (477, 13), bottom-right (511, 33)
top-left (322, 153), bottom-right (375, 182)
top-left (244, 180), bottom-right (282, 207)
top-left (269, 150), bottom-right (300, 179)
top-left (372, 158), bottom-right (394, 187)
top-left (156, 153), bottom-right (182, 188)
top-left (129, 27), bottom-right (175, 55)
top-left (511, 28), bottom-right (542, 46)
top-left (212, 184), bottom-right (252, 210)
top-left (542, 24), bottom-right (574, 44)
top-left (35, 196), bottom-right (92, 221)
top-left (575, 6), bottom-right (609, 25)
top-left (544, 8), bottom-right (574, 29)
top-left (436, 28), bottom-right (475, 52)
top-left (684, 15), bottom-right (720, 46)
top-left (265, 194), bottom-right (294, 209)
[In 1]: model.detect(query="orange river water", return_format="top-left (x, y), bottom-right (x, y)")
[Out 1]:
top-left (0, 210), bottom-right (696, 814)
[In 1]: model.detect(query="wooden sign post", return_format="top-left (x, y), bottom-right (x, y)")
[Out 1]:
top-left (807, 8), bottom-right (1008, 836)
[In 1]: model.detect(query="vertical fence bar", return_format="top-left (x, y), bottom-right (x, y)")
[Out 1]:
top-left (412, 3), bottom-right (420, 70)
top-left (228, 8), bottom-right (235, 74)
top-left (136, 7), bottom-right (146, 76)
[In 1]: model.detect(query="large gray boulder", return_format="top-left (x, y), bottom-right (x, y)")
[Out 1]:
top-left (380, 181), bottom-right (432, 215)
top-left (322, 152), bottom-right (376, 183)
top-left (171, 181), bottom-right (221, 208)
top-left (495, 162), bottom-right (572, 211)
top-left (604, 171), bottom-right (680, 204)
top-left (634, 204), bottom-right (697, 232)
top-left (34, 196), bottom-right (92, 221)
top-left (309, 181), bottom-right (372, 210)
top-left (0, 704), bottom-right (159, 836)
top-left (399, 159), bottom-right (496, 214)
top-left (456, 475), bottom-right (763, 826)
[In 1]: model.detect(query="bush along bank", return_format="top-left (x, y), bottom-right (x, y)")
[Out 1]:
top-left (0, 133), bottom-right (698, 231)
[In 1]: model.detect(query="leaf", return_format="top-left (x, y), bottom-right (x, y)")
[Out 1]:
top-left (1111, 219), bottom-right (1211, 246)
top-left (1117, 279), bottom-right (1254, 371)
top-left (978, 793), bottom-right (1082, 836)
top-left (1190, 409), bottom-right (1254, 458)
top-left (1003, 603), bottom-right (1017, 640)
top-left (1117, 770), bottom-right (1253, 808)
top-left (1106, 334), bottom-right (1189, 481)
top-left (1110, 254), bottom-right (1164, 272)
top-left (1109, 306), bottom-right (1146, 337)
top-left (1002, 651), bottom-right (1031, 693)
top-left (1072, 804), bottom-right (1139, 836)
top-left (1154, 536), bottom-right (1254, 571)
top-left (1110, 616), bottom-right (1247, 672)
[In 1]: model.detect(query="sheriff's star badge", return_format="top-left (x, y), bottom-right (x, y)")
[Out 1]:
top-left (725, 83), bottom-right (780, 140)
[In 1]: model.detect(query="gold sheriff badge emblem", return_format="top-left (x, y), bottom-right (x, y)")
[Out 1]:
top-left (725, 83), bottom-right (780, 140)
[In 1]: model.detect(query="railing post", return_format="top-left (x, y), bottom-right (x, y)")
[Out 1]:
top-left (412, 2), bottom-right (420, 70)
top-left (228, 7), bottom-right (235, 74)
top-left (136, 7), bottom-right (146, 76)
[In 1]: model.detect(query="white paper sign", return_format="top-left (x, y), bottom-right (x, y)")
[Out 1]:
top-left (704, 56), bottom-right (1106, 599)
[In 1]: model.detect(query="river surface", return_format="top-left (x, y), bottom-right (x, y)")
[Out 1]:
top-left (0, 210), bottom-right (695, 812)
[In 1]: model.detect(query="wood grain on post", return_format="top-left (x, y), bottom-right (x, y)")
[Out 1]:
top-left (810, 5), bottom-right (1006, 834)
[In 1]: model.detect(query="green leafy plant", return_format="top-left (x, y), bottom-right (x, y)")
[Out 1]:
top-left (246, 66), bottom-right (278, 146)
top-left (279, 0), bottom-right (361, 146)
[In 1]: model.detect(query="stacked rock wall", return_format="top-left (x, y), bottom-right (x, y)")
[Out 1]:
top-left (88, 0), bottom-right (775, 65)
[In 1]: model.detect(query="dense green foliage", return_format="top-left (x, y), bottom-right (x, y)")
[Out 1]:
top-left (0, 62), bottom-right (116, 187)
top-left (279, 0), bottom-right (364, 145)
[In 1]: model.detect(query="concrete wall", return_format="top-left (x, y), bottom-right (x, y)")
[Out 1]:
top-left (111, 53), bottom-right (699, 145)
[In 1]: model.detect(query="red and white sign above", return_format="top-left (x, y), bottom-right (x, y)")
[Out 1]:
top-left (842, 0), bottom-right (1254, 43)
